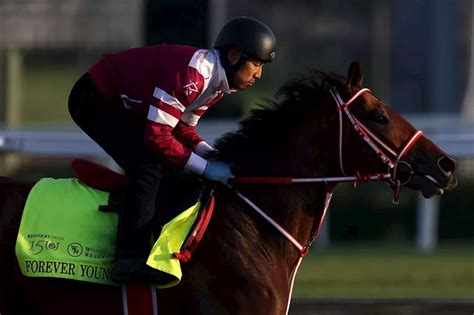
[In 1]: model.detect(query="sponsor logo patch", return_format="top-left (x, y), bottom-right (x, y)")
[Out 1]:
top-left (184, 80), bottom-right (199, 96)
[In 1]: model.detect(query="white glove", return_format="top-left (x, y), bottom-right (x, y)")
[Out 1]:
top-left (194, 141), bottom-right (215, 158)
top-left (183, 152), bottom-right (234, 185)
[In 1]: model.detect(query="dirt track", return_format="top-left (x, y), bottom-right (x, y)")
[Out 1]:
top-left (289, 299), bottom-right (474, 315)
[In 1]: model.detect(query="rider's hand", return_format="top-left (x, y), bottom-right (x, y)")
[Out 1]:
top-left (194, 141), bottom-right (215, 158)
top-left (202, 161), bottom-right (234, 184)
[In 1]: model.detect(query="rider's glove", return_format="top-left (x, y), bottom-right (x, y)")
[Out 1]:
top-left (202, 161), bottom-right (234, 184)
top-left (184, 153), bottom-right (234, 184)
top-left (194, 141), bottom-right (215, 158)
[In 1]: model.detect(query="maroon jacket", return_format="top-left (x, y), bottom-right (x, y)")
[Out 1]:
top-left (89, 44), bottom-right (231, 173)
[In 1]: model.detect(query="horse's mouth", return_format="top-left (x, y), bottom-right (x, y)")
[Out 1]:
top-left (416, 173), bottom-right (457, 198)
top-left (421, 186), bottom-right (444, 198)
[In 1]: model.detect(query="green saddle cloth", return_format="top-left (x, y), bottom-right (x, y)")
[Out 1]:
top-left (15, 178), bottom-right (199, 288)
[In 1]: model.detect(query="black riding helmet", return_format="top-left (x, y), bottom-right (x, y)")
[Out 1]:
top-left (214, 16), bottom-right (277, 63)
top-left (214, 17), bottom-right (276, 86)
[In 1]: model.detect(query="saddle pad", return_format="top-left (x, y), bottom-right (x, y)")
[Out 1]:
top-left (15, 178), bottom-right (200, 287)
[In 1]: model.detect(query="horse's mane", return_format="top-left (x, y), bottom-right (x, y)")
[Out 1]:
top-left (214, 69), bottom-right (346, 175)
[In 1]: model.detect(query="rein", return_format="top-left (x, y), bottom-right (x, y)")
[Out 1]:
top-left (227, 86), bottom-right (427, 315)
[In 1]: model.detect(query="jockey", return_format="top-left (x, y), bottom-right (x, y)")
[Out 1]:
top-left (68, 16), bottom-right (277, 283)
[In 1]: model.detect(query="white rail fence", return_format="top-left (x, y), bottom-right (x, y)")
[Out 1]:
top-left (0, 118), bottom-right (472, 252)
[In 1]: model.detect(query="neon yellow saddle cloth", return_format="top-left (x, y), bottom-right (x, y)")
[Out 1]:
top-left (15, 178), bottom-right (199, 288)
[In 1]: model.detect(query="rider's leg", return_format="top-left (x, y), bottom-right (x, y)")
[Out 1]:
top-left (68, 73), bottom-right (166, 283)
top-left (116, 162), bottom-right (163, 258)
top-left (110, 159), bottom-right (165, 282)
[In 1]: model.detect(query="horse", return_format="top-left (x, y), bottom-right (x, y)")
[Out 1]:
top-left (0, 61), bottom-right (457, 315)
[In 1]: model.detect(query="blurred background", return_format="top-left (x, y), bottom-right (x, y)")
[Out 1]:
top-left (0, 0), bottom-right (472, 309)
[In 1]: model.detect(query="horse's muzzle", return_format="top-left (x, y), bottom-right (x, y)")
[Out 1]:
top-left (417, 155), bottom-right (458, 197)
top-left (438, 155), bottom-right (457, 178)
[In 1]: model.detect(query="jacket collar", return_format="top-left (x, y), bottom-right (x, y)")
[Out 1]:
top-left (214, 50), bottom-right (236, 94)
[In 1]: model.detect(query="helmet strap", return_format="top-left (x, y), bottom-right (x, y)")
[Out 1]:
top-left (226, 55), bottom-right (248, 89)
top-left (218, 47), bottom-right (249, 89)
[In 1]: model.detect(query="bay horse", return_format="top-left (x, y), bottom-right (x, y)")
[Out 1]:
top-left (0, 62), bottom-right (457, 315)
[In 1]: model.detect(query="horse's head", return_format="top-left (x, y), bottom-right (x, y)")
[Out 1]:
top-left (215, 61), bottom-right (457, 199)
top-left (321, 61), bottom-right (458, 198)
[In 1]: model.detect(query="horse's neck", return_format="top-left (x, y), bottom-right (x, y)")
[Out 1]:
top-left (213, 184), bottom-right (326, 270)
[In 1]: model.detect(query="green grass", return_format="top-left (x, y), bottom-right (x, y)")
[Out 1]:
top-left (293, 244), bottom-right (474, 298)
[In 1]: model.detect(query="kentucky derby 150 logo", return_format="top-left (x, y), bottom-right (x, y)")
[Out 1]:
top-left (67, 242), bottom-right (83, 257)
top-left (29, 240), bottom-right (60, 255)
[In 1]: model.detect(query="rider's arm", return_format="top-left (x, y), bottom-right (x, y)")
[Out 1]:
top-left (144, 68), bottom-right (207, 173)
top-left (172, 92), bottom-right (224, 156)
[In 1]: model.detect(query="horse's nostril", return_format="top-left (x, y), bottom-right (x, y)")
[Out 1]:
top-left (438, 156), bottom-right (457, 175)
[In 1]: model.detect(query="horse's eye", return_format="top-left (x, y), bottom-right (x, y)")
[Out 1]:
top-left (373, 114), bottom-right (389, 125)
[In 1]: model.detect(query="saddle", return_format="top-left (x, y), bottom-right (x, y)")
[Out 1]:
top-left (71, 158), bottom-right (216, 265)
top-left (71, 159), bottom-right (211, 222)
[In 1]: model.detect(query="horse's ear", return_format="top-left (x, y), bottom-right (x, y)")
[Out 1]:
top-left (346, 61), bottom-right (363, 88)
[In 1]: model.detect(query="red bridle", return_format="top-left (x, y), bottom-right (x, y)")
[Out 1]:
top-left (329, 87), bottom-right (424, 193)
top-left (232, 87), bottom-right (425, 198)
top-left (227, 86), bottom-right (425, 315)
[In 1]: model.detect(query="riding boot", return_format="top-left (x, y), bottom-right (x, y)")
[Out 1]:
top-left (111, 221), bottom-right (164, 284)
top-left (110, 162), bottom-right (166, 284)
